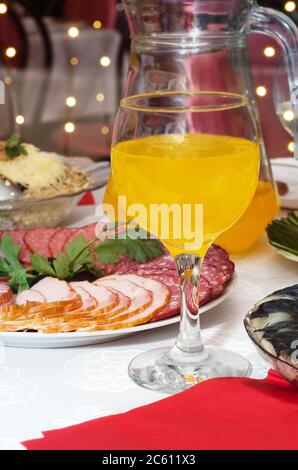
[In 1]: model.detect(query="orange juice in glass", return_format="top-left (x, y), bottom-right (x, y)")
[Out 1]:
top-left (110, 92), bottom-right (260, 393)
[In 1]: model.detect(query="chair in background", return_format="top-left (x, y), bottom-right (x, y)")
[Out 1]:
top-left (0, 0), bottom-right (53, 140)
top-left (46, 27), bottom-right (122, 159)
top-left (63, 0), bottom-right (118, 29)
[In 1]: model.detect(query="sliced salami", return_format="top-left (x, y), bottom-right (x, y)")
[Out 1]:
top-left (48, 228), bottom-right (74, 258)
top-left (112, 246), bottom-right (232, 321)
top-left (205, 244), bottom-right (229, 261)
top-left (200, 264), bottom-right (229, 297)
top-left (145, 272), bottom-right (180, 321)
top-left (112, 255), bottom-right (176, 276)
top-left (204, 257), bottom-right (234, 276)
top-left (24, 228), bottom-right (59, 258)
top-left (66, 223), bottom-right (97, 244)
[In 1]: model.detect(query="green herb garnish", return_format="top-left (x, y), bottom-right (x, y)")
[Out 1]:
top-left (0, 227), bottom-right (164, 293)
top-left (93, 227), bottom-right (163, 264)
top-left (0, 235), bottom-right (34, 292)
top-left (31, 234), bottom-right (99, 280)
top-left (5, 134), bottom-right (28, 158)
top-left (266, 211), bottom-right (298, 256)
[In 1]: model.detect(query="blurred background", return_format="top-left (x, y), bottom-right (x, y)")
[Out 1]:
top-left (0, 0), bottom-right (296, 161)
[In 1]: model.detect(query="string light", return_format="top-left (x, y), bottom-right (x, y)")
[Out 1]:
top-left (256, 86), bottom-right (267, 97)
top-left (4, 76), bottom-right (12, 85)
top-left (0, 3), bottom-right (7, 14)
top-left (64, 122), bottom-right (75, 133)
top-left (96, 93), bottom-right (105, 102)
top-left (70, 57), bottom-right (79, 66)
top-left (5, 47), bottom-right (16, 58)
top-left (264, 47), bottom-right (276, 58)
top-left (283, 109), bottom-right (294, 121)
top-left (284, 1), bottom-right (296, 12)
top-left (288, 141), bottom-right (295, 152)
top-left (15, 115), bottom-right (24, 125)
top-left (101, 126), bottom-right (109, 135)
top-left (68, 26), bottom-right (80, 38)
top-left (100, 56), bottom-right (111, 67)
top-left (66, 96), bottom-right (77, 107)
top-left (93, 20), bottom-right (102, 29)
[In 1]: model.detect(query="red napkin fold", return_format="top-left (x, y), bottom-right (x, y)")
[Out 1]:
top-left (23, 371), bottom-right (298, 450)
top-left (78, 192), bottom-right (95, 206)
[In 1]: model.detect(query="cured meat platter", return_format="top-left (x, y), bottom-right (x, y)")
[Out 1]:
top-left (0, 279), bottom-right (235, 348)
top-left (0, 222), bottom-right (236, 348)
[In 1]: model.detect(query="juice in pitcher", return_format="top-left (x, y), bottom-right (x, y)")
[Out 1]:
top-left (216, 180), bottom-right (279, 253)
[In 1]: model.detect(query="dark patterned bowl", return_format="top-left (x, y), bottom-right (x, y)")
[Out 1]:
top-left (244, 289), bottom-right (298, 387)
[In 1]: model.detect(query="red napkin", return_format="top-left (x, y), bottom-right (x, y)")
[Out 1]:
top-left (78, 192), bottom-right (95, 206)
top-left (23, 371), bottom-right (298, 450)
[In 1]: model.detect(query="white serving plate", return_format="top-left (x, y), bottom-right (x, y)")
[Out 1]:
top-left (271, 159), bottom-right (298, 210)
top-left (0, 276), bottom-right (236, 349)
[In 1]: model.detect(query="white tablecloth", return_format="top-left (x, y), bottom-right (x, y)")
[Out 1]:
top-left (0, 199), bottom-right (297, 450)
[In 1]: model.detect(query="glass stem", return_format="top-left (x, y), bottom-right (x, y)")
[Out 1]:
top-left (169, 253), bottom-right (205, 362)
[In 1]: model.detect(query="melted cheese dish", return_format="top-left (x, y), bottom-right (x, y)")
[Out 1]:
top-left (0, 144), bottom-right (66, 189)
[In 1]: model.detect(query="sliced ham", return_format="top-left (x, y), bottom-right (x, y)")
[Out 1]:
top-left (71, 281), bottom-right (131, 318)
top-left (69, 284), bottom-right (98, 311)
top-left (99, 287), bottom-right (131, 316)
top-left (31, 277), bottom-right (77, 303)
top-left (116, 274), bottom-right (170, 318)
top-left (76, 283), bottom-right (169, 331)
top-left (70, 274), bottom-right (169, 331)
top-left (0, 299), bottom-right (81, 323)
top-left (0, 273), bottom-right (171, 332)
top-left (29, 276), bottom-right (153, 333)
top-left (0, 283), bottom-right (13, 305)
top-left (92, 277), bottom-right (152, 323)
top-left (16, 290), bottom-right (46, 305)
top-left (24, 277), bottom-right (83, 315)
top-left (69, 281), bottom-right (118, 314)
top-left (0, 312), bottom-right (70, 331)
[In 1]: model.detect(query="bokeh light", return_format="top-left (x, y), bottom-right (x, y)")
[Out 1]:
top-left (66, 96), bottom-right (77, 107)
top-left (5, 47), bottom-right (16, 58)
top-left (100, 56), bottom-right (111, 67)
top-left (256, 86), bottom-right (267, 97)
top-left (64, 122), bottom-right (76, 133)
top-left (0, 3), bottom-right (7, 14)
top-left (15, 115), bottom-right (25, 125)
top-left (68, 27), bottom-right (80, 38)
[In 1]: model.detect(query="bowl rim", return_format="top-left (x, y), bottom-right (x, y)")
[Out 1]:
top-left (244, 311), bottom-right (298, 371)
top-left (0, 161), bottom-right (110, 206)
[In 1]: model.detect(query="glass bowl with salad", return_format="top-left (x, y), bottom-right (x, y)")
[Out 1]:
top-left (0, 135), bottom-right (109, 230)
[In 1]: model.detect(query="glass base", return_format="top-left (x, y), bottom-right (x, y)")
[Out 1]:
top-left (128, 346), bottom-right (252, 394)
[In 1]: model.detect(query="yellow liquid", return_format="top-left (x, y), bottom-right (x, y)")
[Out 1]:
top-left (216, 180), bottom-right (279, 253)
top-left (108, 134), bottom-right (260, 257)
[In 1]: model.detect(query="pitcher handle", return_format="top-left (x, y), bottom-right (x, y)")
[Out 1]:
top-left (250, 5), bottom-right (298, 159)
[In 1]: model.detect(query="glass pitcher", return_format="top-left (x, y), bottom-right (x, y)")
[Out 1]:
top-left (104, 0), bottom-right (298, 252)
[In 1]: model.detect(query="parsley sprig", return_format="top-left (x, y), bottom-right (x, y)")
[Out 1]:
top-left (5, 134), bottom-right (28, 158)
top-left (0, 236), bottom-right (34, 292)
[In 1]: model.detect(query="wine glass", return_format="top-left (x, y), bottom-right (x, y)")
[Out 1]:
top-left (111, 91), bottom-right (260, 394)
top-left (273, 53), bottom-right (298, 154)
